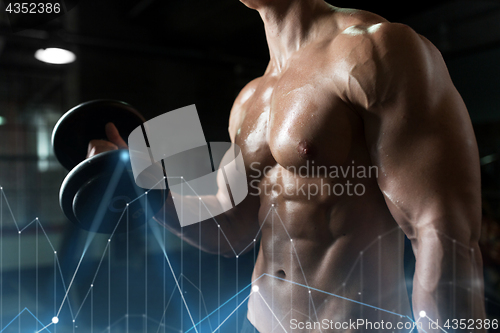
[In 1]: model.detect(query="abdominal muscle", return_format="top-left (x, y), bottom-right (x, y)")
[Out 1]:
top-left (246, 165), bottom-right (412, 332)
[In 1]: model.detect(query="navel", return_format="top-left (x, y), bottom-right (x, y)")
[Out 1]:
top-left (297, 140), bottom-right (315, 159)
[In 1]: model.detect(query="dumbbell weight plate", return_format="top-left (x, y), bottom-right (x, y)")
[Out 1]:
top-left (53, 100), bottom-right (167, 233)
top-left (52, 100), bottom-right (146, 171)
top-left (60, 149), bottom-right (165, 233)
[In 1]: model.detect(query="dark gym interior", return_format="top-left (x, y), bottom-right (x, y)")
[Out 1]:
top-left (1, 0), bottom-right (500, 332)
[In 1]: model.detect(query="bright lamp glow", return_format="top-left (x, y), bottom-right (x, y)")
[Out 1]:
top-left (35, 48), bottom-right (76, 64)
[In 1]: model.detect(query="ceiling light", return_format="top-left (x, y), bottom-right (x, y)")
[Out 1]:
top-left (34, 48), bottom-right (76, 64)
top-left (0, 116), bottom-right (6, 126)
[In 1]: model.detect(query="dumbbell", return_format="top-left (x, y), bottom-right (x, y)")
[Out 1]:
top-left (52, 100), bottom-right (166, 234)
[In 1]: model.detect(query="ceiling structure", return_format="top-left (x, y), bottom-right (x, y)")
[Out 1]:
top-left (0, 0), bottom-right (500, 122)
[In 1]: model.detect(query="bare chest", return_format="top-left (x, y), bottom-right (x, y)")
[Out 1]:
top-left (234, 66), bottom-right (362, 179)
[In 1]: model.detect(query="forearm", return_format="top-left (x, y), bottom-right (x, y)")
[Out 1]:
top-left (412, 232), bottom-right (486, 333)
top-left (154, 192), bottom-right (259, 256)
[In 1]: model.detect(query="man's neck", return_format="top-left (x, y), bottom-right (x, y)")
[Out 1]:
top-left (256, 0), bottom-right (331, 71)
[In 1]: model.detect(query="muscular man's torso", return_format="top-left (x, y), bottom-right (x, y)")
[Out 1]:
top-left (229, 10), bottom-right (412, 332)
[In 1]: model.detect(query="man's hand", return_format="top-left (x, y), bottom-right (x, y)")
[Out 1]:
top-left (86, 122), bottom-right (128, 158)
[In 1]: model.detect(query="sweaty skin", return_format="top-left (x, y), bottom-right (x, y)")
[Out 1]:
top-left (89, 1), bottom-right (485, 332)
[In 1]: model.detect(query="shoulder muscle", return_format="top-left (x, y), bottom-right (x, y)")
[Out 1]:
top-left (338, 22), bottom-right (449, 112)
top-left (228, 77), bottom-right (262, 142)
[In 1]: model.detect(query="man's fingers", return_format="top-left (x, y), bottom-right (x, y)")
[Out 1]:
top-left (105, 122), bottom-right (128, 149)
top-left (85, 123), bottom-right (128, 159)
top-left (87, 139), bottom-right (118, 158)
